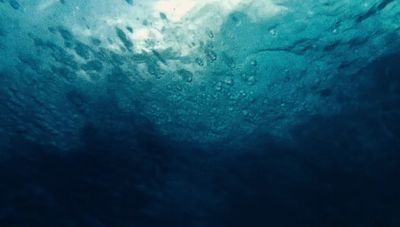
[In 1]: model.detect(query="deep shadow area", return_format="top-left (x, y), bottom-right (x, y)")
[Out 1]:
top-left (0, 53), bottom-right (400, 227)
top-left (0, 121), bottom-right (179, 227)
top-left (221, 111), bottom-right (400, 227)
top-left (219, 52), bottom-right (400, 227)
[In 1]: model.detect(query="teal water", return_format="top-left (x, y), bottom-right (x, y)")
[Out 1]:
top-left (0, 0), bottom-right (400, 226)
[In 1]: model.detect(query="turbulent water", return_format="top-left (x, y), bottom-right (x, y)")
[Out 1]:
top-left (1, 0), bottom-right (400, 226)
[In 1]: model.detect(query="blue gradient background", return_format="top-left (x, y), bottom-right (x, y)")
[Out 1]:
top-left (1, 0), bottom-right (400, 226)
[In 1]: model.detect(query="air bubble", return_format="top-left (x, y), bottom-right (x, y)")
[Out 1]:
top-left (207, 30), bottom-right (214, 39)
top-left (215, 82), bottom-right (222, 91)
top-left (215, 82), bottom-right (223, 91)
top-left (205, 49), bottom-right (217, 62)
top-left (196, 58), bottom-right (204, 66)
top-left (224, 78), bottom-right (234, 86)
top-left (178, 69), bottom-right (193, 83)
top-left (247, 76), bottom-right (256, 85)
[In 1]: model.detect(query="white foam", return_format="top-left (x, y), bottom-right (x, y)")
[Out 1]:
top-left (87, 0), bottom-right (287, 55)
top-left (154, 0), bottom-right (287, 23)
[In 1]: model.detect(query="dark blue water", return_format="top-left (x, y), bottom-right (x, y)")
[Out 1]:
top-left (1, 1), bottom-right (400, 226)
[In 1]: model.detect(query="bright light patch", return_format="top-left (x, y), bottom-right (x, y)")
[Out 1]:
top-left (153, 0), bottom-right (287, 23)
top-left (136, 0), bottom-right (287, 53)
top-left (133, 29), bottom-right (150, 41)
top-left (70, 0), bottom-right (287, 56)
top-left (154, 0), bottom-right (198, 22)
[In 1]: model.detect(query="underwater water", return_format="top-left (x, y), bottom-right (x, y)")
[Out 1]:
top-left (0, 0), bottom-right (400, 226)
